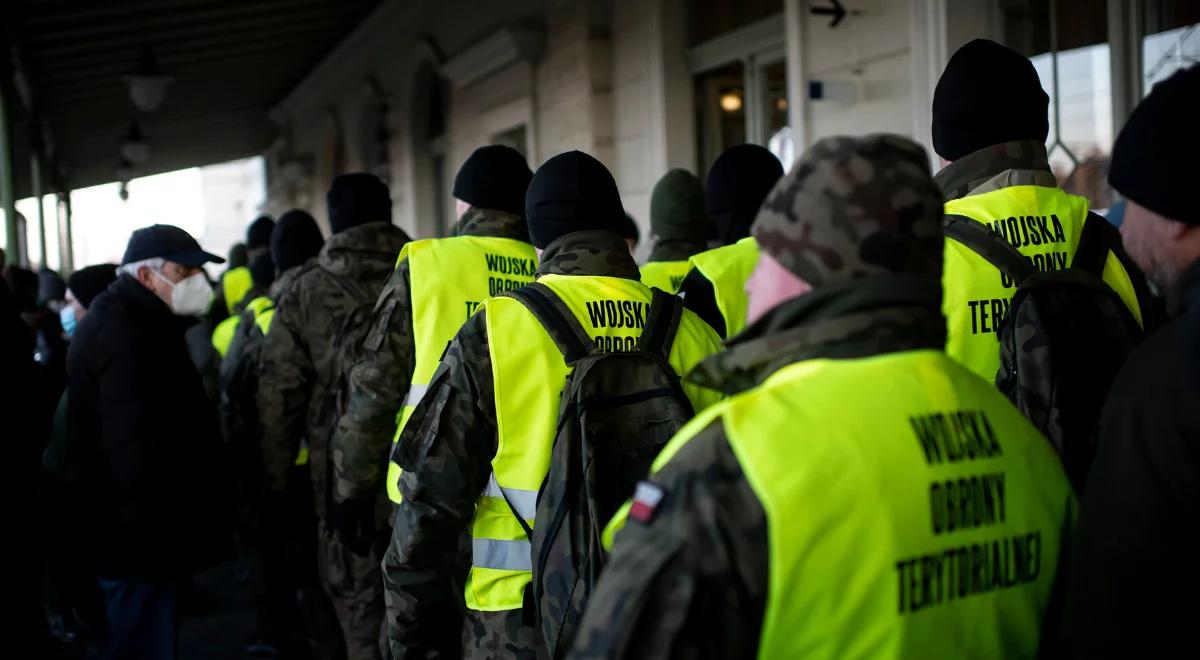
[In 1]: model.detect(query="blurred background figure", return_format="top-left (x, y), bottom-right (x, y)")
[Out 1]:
top-left (640, 169), bottom-right (712, 293)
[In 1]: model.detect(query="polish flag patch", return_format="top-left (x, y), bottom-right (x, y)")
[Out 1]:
top-left (629, 481), bottom-right (665, 523)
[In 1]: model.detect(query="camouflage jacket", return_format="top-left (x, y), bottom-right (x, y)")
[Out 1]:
top-left (570, 276), bottom-right (947, 659)
top-left (384, 231), bottom-right (695, 660)
top-left (219, 266), bottom-right (313, 461)
top-left (331, 209), bottom-right (531, 507)
top-left (257, 223), bottom-right (409, 521)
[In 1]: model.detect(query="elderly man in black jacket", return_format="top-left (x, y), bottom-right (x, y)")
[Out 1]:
top-left (68, 225), bottom-right (228, 660)
top-left (1064, 65), bottom-right (1200, 658)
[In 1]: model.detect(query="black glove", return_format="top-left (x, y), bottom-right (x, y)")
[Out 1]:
top-left (333, 497), bottom-right (377, 556)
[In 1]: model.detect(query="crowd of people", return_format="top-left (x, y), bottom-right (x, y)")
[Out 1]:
top-left (1, 39), bottom-right (1197, 660)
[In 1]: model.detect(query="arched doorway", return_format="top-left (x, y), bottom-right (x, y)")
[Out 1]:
top-left (410, 61), bottom-right (449, 238)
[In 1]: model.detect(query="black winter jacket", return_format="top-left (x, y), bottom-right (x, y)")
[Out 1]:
top-left (67, 275), bottom-right (228, 581)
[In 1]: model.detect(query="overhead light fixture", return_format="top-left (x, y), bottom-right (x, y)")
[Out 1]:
top-left (121, 121), bottom-right (150, 164)
top-left (116, 157), bottom-right (135, 182)
top-left (118, 181), bottom-right (130, 201)
top-left (719, 90), bottom-right (743, 113)
top-left (123, 43), bottom-right (173, 112)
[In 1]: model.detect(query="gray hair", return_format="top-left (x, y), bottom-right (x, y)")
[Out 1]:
top-left (119, 257), bottom-right (165, 279)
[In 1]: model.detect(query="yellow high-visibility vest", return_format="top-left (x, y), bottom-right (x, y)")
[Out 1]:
top-left (222, 266), bottom-right (254, 316)
top-left (466, 273), bottom-right (722, 612)
top-left (943, 185), bottom-right (1142, 380)
top-left (622, 349), bottom-right (1075, 658)
top-left (686, 237), bottom-right (759, 338)
top-left (212, 295), bottom-right (274, 357)
top-left (640, 260), bottom-right (691, 293)
top-left (386, 236), bottom-right (538, 503)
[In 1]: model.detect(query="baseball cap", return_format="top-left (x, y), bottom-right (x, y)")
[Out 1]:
top-left (121, 224), bottom-right (225, 267)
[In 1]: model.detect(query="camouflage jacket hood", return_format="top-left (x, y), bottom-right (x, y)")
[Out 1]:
top-left (537, 230), bottom-right (641, 279)
top-left (934, 140), bottom-right (1058, 202)
top-left (268, 258), bottom-right (317, 299)
top-left (454, 207), bottom-right (530, 241)
top-left (688, 274), bottom-right (946, 395)
top-left (318, 222), bottom-right (410, 281)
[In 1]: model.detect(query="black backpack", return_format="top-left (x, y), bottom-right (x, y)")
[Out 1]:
top-left (945, 213), bottom-right (1144, 492)
top-left (502, 282), bottom-right (694, 658)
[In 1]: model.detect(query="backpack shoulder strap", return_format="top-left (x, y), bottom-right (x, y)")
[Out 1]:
top-left (504, 282), bottom-right (595, 364)
top-left (636, 288), bottom-right (684, 358)
top-left (1071, 211), bottom-right (1119, 275)
top-left (944, 214), bottom-right (1037, 285)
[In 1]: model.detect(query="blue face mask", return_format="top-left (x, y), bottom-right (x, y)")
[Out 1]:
top-left (60, 306), bottom-right (78, 338)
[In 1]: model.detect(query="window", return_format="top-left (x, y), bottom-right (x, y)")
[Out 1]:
top-left (1004, 0), bottom-right (1114, 210)
top-left (1141, 1), bottom-right (1200, 92)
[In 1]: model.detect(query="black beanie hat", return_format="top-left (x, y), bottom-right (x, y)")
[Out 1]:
top-left (327, 173), bottom-right (392, 234)
top-left (246, 215), bottom-right (275, 249)
top-left (1110, 65), bottom-right (1200, 225)
top-left (249, 252), bottom-right (276, 290)
top-left (526, 151), bottom-right (625, 249)
top-left (933, 39), bottom-right (1049, 161)
top-left (227, 243), bottom-right (248, 269)
top-left (66, 264), bottom-right (118, 309)
top-left (453, 145), bottom-right (533, 217)
top-left (271, 209), bottom-right (325, 273)
top-left (651, 168), bottom-right (711, 242)
top-left (619, 213), bottom-right (640, 244)
top-left (37, 268), bottom-right (67, 305)
top-left (706, 144), bottom-right (783, 245)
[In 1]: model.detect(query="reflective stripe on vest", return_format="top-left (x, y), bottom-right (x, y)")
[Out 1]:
top-left (468, 273), bottom-right (723, 612)
top-left (639, 259), bottom-right (692, 293)
top-left (211, 315), bottom-right (240, 357)
top-left (687, 237), bottom-right (759, 337)
top-left (943, 185), bottom-right (1143, 380)
top-left (639, 350), bottom-right (1073, 658)
top-left (386, 236), bottom-right (538, 504)
top-left (222, 266), bottom-right (254, 316)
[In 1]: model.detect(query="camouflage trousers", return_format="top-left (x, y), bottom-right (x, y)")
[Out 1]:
top-left (462, 609), bottom-right (547, 660)
top-left (318, 523), bottom-right (388, 660)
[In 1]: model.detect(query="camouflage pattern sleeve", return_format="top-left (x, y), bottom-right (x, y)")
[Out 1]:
top-left (256, 286), bottom-right (315, 493)
top-left (383, 310), bottom-right (498, 659)
top-left (570, 420), bottom-right (768, 660)
top-left (332, 259), bottom-right (415, 504)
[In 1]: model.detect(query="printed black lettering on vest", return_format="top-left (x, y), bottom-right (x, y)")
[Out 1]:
top-left (584, 300), bottom-right (647, 330)
top-left (909, 411), bottom-right (1004, 465)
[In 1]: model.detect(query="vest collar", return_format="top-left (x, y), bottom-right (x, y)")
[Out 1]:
top-left (455, 208), bottom-right (531, 241)
top-left (935, 141), bottom-right (1058, 201)
top-left (536, 230), bottom-right (641, 280)
top-left (687, 274), bottom-right (946, 395)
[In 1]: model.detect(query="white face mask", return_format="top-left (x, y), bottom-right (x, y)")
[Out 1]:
top-left (153, 269), bottom-right (213, 316)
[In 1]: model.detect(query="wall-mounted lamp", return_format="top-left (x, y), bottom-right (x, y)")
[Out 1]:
top-left (719, 90), bottom-right (743, 113)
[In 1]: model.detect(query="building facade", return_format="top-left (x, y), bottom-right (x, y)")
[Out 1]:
top-left (264, 0), bottom-right (1200, 255)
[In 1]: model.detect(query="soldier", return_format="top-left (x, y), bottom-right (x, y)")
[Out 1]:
top-left (219, 209), bottom-right (339, 657)
top-left (639, 169), bottom-right (712, 293)
top-left (677, 144), bottom-right (783, 338)
top-left (331, 145), bottom-right (535, 553)
top-left (211, 252), bottom-right (273, 358)
top-left (258, 174), bottom-right (409, 660)
top-left (382, 151), bottom-right (723, 659)
top-left (570, 135), bottom-right (1076, 659)
top-left (932, 39), bottom-right (1150, 380)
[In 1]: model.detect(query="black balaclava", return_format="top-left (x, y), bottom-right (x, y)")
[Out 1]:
top-left (453, 145), bottom-right (533, 217)
top-left (932, 39), bottom-right (1049, 162)
top-left (705, 144), bottom-right (783, 245)
top-left (526, 151), bottom-right (625, 249)
top-left (327, 173), bottom-right (392, 235)
top-left (246, 215), bottom-right (276, 251)
top-left (66, 264), bottom-right (118, 309)
top-left (271, 209), bottom-right (326, 273)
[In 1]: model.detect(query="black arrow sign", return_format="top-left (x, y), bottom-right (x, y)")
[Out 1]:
top-left (811, 0), bottom-right (848, 28)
